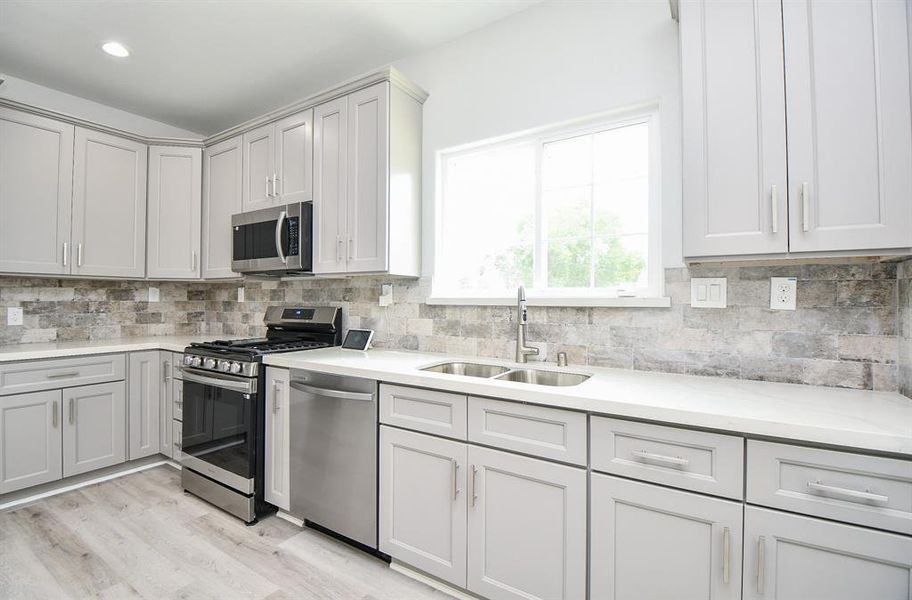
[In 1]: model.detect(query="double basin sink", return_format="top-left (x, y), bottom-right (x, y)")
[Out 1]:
top-left (421, 360), bottom-right (591, 387)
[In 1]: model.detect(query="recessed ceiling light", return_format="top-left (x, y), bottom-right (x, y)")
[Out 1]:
top-left (101, 41), bottom-right (130, 58)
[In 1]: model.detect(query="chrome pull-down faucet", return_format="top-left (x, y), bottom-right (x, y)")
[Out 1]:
top-left (515, 286), bottom-right (540, 363)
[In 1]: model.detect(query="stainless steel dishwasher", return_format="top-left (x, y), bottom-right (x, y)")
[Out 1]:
top-left (288, 369), bottom-right (378, 549)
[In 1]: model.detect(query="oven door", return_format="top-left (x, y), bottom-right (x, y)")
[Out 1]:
top-left (180, 368), bottom-right (257, 494)
top-left (231, 202), bottom-right (311, 273)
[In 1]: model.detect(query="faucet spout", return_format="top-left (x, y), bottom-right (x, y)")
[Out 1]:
top-left (515, 286), bottom-right (539, 363)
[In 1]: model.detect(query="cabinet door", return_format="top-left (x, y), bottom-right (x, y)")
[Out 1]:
top-left (127, 351), bottom-right (160, 460)
top-left (275, 110), bottom-right (313, 204)
top-left (0, 108), bottom-right (74, 275)
top-left (72, 128), bottom-right (147, 278)
top-left (160, 352), bottom-right (173, 458)
top-left (265, 367), bottom-right (291, 510)
top-left (173, 420), bottom-right (182, 462)
top-left (242, 123), bottom-right (276, 211)
top-left (743, 506), bottom-right (912, 600)
top-left (380, 426), bottom-right (467, 588)
top-left (0, 390), bottom-right (62, 494)
top-left (467, 445), bottom-right (586, 600)
top-left (313, 96), bottom-right (348, 273)
top-left (591, 473), bottom-right (743, 600)
top-left (346, 82), bottom-right (389, 273)
top-left (202, 135), bottom-right (242, 279)
top-left (783, 0), bottom-right (912, 252)
top-left (147, 145), bottom-right (202, 279)
top-left (681, 0), bottom-right (788, 257)
top-left (63, 381), bottom-right (126, 477)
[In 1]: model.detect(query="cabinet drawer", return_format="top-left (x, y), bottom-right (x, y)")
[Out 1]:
top-left (0, 354), bottom-right (126, 396)
top-left (747, 440), bottom-right (912, 535)
top-left (591, 417), bottom-right (744, 500)
top-left (380, 384), bottom-right (467, 439)
top-left (171, 353), bottom-right (184, 380)
top-left (467, 397), bottom-right (587, 465)
top-left (172, 379), bottom-right (183, 421)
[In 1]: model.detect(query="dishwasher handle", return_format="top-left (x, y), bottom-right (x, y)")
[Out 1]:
top-left (290, 380), bottom-right (374, 403)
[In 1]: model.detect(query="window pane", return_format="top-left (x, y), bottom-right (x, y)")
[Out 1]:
top-left (547, 237), bottom-right (592, 288)
top-left (594, 234), bottom-right (648, 288)
top-left (593, 123), bottom-right (649, 181)
top-left (437, 143), bottom-right (535, 294)
top-left (543, 186), bottom-right (591, 241)
top-left (594, 177), bottom-right (649, 236)
top-left (542, 134), bottom-right (592, 190)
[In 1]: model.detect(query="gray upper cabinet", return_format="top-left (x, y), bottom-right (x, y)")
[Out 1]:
top-left (202, 135), bottom-right (242, 279)
top-left (242, 110), bottom-right (314, 212)
top-left (242, 123), bottom-right (275, 211)
top-left (682, 0), bottom-right (912, 259)
top-left (681, 0), bottom-right (788, 258)
top-left (783, 0), bottom-right (912, 253)
top-left (313, 81), bottom-right (421, 276)
top-left (62, 381), bottom-right (126, 477)
top-left (0, 108), bottom-right (74, 276)
top-left (147, 145), bottom-right (202, 279)
top-left (128, 351), bottom-right (161, 460)
top-left (72, 127), bottom-right (148, 278)
top-left (0, 389), bottom-right (63, 495)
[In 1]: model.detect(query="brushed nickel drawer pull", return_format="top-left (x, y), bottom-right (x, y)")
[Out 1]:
top-left (757, 536), bottom-right (766, 594)
top-left (631, 450), bottom-right (690, 468)
top-left (52, 400), bottom-right (58, 428)
top-left (46, 371), bottom-right (80, 379)
top-left (68, 398), bottom-right (75, 425)
top-left (722, 526), bottom-right (731, 584)
top-left (807, 480), bottom-right (888, 504)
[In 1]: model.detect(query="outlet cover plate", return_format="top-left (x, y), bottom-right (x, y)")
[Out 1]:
top-left (770, 277), bottom-right (798, 310)
top-left (691, 277), bottom-right (727, 308)
top-left (148, 287), bottom-right (160, 302)
top-left (7, 307), bottom-right (23, 326)
top-left (237, 287), bottom-right (245, 302)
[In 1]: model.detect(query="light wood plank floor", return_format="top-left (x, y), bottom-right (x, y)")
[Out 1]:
top-left (0, 466), bottom-right (449, 600)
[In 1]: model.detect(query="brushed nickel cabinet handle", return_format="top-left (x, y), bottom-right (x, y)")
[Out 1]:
top-left (62, 242), bottom-right (68, 267)
top-left (757, 536), bottom-right (766, 594)
top-left (68, 398), bottom-right (75, 425)
top-left (46, 371), bottom-right (79, 379)
top-left (272, 380), bottom-right (281, 413)
top-left (266, 176), bottom-right (271, 198)
top-left (631, 449), bottom-right (690, 468)
top-left (722, 526), bottom-right (731, 584)
top-left (163, 361), bottom-right (171, 383)
top-left (801, 182), bottom-right (810, 232)
top-left (76, 243), bottom-right (83, 267)
top-left (807, 480), bottom-right (888, 504)
top-left (52, 400), bottom-right (58, 428)
top-left (273, 173), bottom-right (279, 198)
top-left (770, 185), bottom-right (778, 234)
top-left (470, 465), bottom-right (478, 507)
top-left (451, 460), bottom-right (460, 500)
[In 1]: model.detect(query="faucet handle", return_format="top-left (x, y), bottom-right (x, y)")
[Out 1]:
top-left (557, 351), bottom-right (568, 367)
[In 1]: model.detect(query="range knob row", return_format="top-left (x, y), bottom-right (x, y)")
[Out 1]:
top-left (182, 354), bottom-right (242, 374)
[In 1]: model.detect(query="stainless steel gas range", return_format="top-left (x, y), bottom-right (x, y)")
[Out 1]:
top-left (179, 306), bottom-right (341, 523)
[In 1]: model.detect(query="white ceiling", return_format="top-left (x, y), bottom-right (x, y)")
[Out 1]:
top-left (0, 0), bottom-right (538, 136)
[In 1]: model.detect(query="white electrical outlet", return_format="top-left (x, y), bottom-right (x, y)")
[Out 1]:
top-left (691, 277), bottom-right (727, 308)
top-left (237, 287), bottom-right (245, 302)
top-left (148, 287), bottom-right (160, 302)
top-left (7, 307), bottom-right (23, 326)
top-left (770, 277), bottom-right (798, 310)
top-left (378, 284), bottom-right (394, 307)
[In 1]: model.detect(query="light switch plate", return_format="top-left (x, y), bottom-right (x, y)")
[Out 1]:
top-left (7, 307), bottom-right (23, 326)
top-left (691, 277), bottom-right (727, 308)
top-left (148, 287), bottom-right (160, 302)
top-left (378, 284), bottom-right (393, 307)
top-left (237, 287), bottom-right (245, 302)
top-left (770, 277), bottom-right (797, 310)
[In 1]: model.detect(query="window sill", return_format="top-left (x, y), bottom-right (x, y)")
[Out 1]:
top-left (426, 296), bottom-right (672, 308)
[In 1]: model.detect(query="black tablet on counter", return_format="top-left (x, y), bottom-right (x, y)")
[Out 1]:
top-left (342, 329), bottom-right (374, 351)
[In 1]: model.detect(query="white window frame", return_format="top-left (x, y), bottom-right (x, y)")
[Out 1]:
top-left (429, 104), bottom-right (667, 307)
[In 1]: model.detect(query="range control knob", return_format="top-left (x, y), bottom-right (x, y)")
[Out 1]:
top-left (183, 355), bottom-right (193, 366)
top-left (229, 362), bottom-right (242, 374)
top-left (217, 360), bottom-right (231, 372)
top-left (203, 358), bottom-right (216, 370)
top-left (190, 356), bottom-right (202, 368)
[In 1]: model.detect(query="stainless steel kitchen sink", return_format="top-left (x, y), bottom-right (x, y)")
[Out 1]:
top-left (421, 361), bottom-right (511, 378)
top-left (420, 361), bottom-right (590, 387)
top-left (493, 368), bottom-right (591, 387)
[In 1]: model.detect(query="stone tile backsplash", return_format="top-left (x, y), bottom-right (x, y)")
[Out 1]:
top-left (2, 259), bottom-right (911, 396)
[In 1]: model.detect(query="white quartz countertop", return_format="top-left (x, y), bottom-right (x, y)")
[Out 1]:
top-left (0, 336), bottom-right (209, 362)
top-left (264, 347), bottom-right (912, 457)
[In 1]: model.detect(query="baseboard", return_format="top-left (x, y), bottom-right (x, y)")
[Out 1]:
top-left (0, 456), bottom-right (170, 512)
top-left (389, 561), bottom-right (479, 600)
top-left (275, 510), bottom-right (304, 527)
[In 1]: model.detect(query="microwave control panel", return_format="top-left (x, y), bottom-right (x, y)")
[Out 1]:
top-left (287, 217), bottom-right (299, 256)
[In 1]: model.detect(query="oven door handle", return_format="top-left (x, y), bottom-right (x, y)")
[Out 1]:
top-left (181, 368), bottom-right (256, 394)
top-left (290, 381), bottom-right (374, 402)
top-left (275, 210), bottom-right (287, 264)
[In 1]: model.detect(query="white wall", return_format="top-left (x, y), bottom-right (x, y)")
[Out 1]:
top-left (0, 75), bottom-right (203, 139)
top-left (394, 0), bottom-right (683, 274)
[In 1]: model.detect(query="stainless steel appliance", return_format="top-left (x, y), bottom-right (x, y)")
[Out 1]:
top-left (180, 306), bottom-right (341, 523)
top-left (231, 202), bottom-right (313, 275)
top-left (289, 369), bottom-right (378, 549)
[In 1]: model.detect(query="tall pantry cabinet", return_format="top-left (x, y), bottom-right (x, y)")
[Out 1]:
top-left (681, 0), bottom-right (912, 258)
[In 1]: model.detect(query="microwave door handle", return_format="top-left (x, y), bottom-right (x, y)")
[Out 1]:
top-left (275, 210), bottom-right (287, 264)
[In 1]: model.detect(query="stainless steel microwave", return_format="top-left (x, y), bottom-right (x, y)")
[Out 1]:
top-left (231, 202), bottom-right (313, 276)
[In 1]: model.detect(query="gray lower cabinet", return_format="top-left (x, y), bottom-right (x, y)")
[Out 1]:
top-left (743, 506), bottom-right (912, 600)
top-left (172, 420), bottom-right (183, 461)
top-left (128, 351), bottom-right (161, 459)
top-left (62, 381), bottom-right (126, 477)
top-left (379, 426), bottom-right (467, 588)
top-left (467, 445), bottom-right (587, 600)
top-left (264, 367), bottom-right (290, 511)
top-left (591, 473), bottom-right (743, 600)
top-left (160, 351), bottom-right (174, 458)
top-left (0, 390), bottom-right (63, 494)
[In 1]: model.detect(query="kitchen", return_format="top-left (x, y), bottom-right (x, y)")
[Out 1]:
top-left (0, 1), bottom-right (910, 599)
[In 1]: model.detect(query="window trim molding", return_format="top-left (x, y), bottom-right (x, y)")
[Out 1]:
top-left (432, 102), bottom-right (664, 307)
